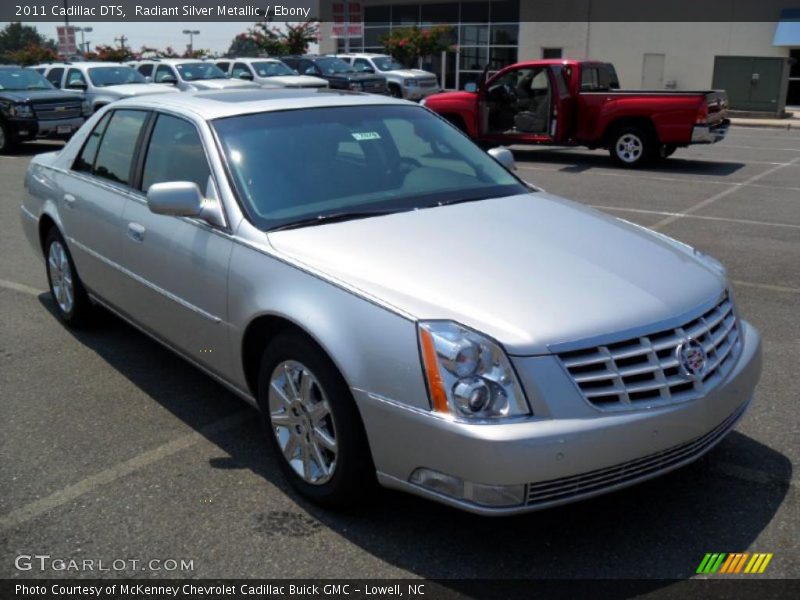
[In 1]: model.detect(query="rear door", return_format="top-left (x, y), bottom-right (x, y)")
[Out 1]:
top-left (59, 109), bottom-right (149, 307)
top-left (118, 112), bottom-right (233, 376)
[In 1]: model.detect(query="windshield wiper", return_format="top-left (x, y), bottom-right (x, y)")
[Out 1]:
top-left (436, 195), bottom-right (495, 207)
top-left (268, 209), bottom-right (396, 232)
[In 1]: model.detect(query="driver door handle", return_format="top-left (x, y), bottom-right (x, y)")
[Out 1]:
top-left (127, 222), bottom-right (146, 243)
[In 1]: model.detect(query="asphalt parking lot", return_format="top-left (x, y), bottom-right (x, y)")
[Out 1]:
top-left (0, 129), bottom-right (797, 583)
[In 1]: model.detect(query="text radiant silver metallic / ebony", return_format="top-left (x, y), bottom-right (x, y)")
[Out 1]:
top-left (20, 88), bottom-right (762, 515)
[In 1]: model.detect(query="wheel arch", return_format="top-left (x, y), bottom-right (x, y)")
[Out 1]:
top-left (603, 116), bottom-right (660, 147)
top-left (38, 213), bottom-right (59, 254)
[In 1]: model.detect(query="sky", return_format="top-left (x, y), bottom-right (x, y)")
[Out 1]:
top-left (20, 21), bottom-right (272, 55)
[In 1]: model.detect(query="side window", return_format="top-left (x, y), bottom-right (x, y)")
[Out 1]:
top-left (216, 61), bottom-right (230, 72)
top-left (73, 112), bottom-right (112, 174)
top-left (32, 67), bottom-right (45, 74)
top-left (141, 114), bottom-right (211, 195)
top-left (232, 62), bottom-right (251, 78)
top-left (66, 69), bottom-right (86, 87)
top-left (46, 67), bottom-right (64, 87)
top-left (92, 110), bottom-right (149, 186)
top-left (353, 58), bottom-right (371, 72)
top-left (581, 67), bottom-right (599, 91)
top-left (154, 65), bottom-right (175, 83)
top-left (300, 60), bottom-right (318, 75)
top-left (137, 63), bottom-right (153, 77)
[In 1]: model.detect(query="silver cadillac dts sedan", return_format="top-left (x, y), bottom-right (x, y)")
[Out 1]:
top-left (21, 89), bottom-right (761, 515)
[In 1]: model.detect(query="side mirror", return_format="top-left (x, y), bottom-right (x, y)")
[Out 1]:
top-left (293, 69), bottom-right (300, 75)
top-left (464, 82), bottom-right (477, 93)
top-left (68, 81), bottom-right (87, 90)
top-left (238, 71), bottom-right (254, 80)
top-left (361, 67), bottom-right (375, 74)
top-left (144, 76), bottom-right (152, 83)
top-left (304, 67), bottom-right (317, 75)
top-left (146, 181), bottom-right (224, 227)
top-left (487, 146), bottom-right (516, 171)
top-left (160, 75), bottom-right (178, 85)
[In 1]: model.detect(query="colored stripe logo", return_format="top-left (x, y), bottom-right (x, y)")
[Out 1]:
top-left (697, 553), bottom-right (773, 574)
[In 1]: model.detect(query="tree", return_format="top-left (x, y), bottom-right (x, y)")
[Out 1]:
top-left (0, 22), bottom-right (56, 55)
top-left (231, 21), bottom-right (320, 57)
top-left (0, 22), bottom-right (57, 64)
top-left (93, 44), bottom-right (135, 62)
top-left (382, 25), bottom-right (456, 68)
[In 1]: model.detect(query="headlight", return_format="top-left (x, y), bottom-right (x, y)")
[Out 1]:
top-left (404, 78), bottom-right (419, 87)
top-left (348, 81), bottom-right (363, 91)
top-left (10, 103), bottom-right (33, 118)
top-left (418, 321), bottom-right (529, 420)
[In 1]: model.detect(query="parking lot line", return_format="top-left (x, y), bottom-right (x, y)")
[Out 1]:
top-left (519, 164), bottom-right (800, 192)
top-left (723, 144), bottom-right (800, 152)
top-left (730, 279), bottom-right (800, 294)
top-left (650, 157), bottom-right (800, 230)
top-left (593, 205), bottom-right (800, 231)
top-left (0, 277), bottom-right (43, 297)
top-left (0, 410), bottom-right (251, 532)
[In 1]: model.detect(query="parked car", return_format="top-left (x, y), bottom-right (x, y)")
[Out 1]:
top-left (0, 66), bottom-right (85, 153)
top-left (422, 59), bottom-right (730, 167)
top-left (280, 55), bottom-right (387, 94)
top-left (32, 62), bottom-right (180, 113)
top-left (214, 57), bottom-right (328, 89)
top-left (21, 89), bottom-right (760, 514)
top-left (335, 53), bottom-right (439, 100)
top-left (131, 59), bottom-right (259, 91)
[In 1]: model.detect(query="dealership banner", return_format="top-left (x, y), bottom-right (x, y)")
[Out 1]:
top-left (2, 0), bottom-right (800, 22)
top-left (2, 579), bottom-right (799, 600)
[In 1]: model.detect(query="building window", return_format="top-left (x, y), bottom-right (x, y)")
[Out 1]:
top-left (542, 48), bottom-right (563, 59)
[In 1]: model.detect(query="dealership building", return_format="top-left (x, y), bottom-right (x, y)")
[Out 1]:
top-left (318, 1), bottom-right (800, 112)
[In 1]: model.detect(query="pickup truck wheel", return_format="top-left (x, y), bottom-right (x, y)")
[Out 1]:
top-left (257, 331), bottom-right (375, 508)
top-left (388, 84), bottom-right (402, 98)
top-left (0, 122), bottom-right (16, 154)
top-left (44, 228), bottom-right (94, 327)
top-left (610, 126), bottom-right (653, 167)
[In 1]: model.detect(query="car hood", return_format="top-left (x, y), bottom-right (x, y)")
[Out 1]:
top-left (1, 90), bottom-right (76, 103)
top-left (191, 79), bottom-right (258, 90)
top-left (106, 83), bottom-right (181, 96)
top-left (388, 69), bottom-right (436, 79)
top-left (267, 193), bottom-right (726, 355)
top-left (258, 75), bottom-right (327, 88)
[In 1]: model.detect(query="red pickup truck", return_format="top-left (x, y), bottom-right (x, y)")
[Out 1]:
top-left (422, 60), bottom-right (730, 167)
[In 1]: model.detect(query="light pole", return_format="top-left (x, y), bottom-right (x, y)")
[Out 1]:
top-left (74, 26), bottom-right (93, 55)
top-left (182, 30), bottom-right (200, 55)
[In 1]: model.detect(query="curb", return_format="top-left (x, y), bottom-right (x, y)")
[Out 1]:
top-left (730, 120), bottom-right (795, 131)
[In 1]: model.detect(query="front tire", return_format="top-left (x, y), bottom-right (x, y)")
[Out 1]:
top-left (44, 228), bottom-right (94, 327)
top-left (609, 126), bottom-right (654, 168)
top-left (388, 84), bottom-right (403, 98)
top-left (0, 121), bottom-right (17, 154)
top-left (257, 331), bottom-right (375, 508)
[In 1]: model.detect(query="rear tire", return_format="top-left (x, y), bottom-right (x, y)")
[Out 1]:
top-left (0, 122), bottom-right (17, 154)
top-left (609, 125), bottom-right (655, 168)
top-left (257, 331), bottom-right (375, 509)
top-left (44, 227), bottom-right (94, 327)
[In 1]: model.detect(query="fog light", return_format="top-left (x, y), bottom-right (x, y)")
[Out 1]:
top-left (410, 468), bottom-right (464, 498)
top-left (409, 468), bottom-right (525, 508)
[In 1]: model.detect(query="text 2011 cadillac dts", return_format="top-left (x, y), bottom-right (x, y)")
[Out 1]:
top-left (20, 89), bottom-right (761, 514)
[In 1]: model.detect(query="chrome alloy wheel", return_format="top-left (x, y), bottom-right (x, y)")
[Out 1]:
top-left (268, 360), bottom-right (338, 485)
top-left (48, 241), bottom-right (74, 314)
top-left (615, 133), bottom-right (643, 163)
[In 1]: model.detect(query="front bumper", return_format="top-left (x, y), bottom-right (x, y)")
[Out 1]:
top-left (11, 116), bottom-right (84, 140)
top-left (402, 86), bottom-right (441, 101)
top-left (692, 119), bottom-right (730, 144)
top-left (357, 320), bottom-right (761, 515)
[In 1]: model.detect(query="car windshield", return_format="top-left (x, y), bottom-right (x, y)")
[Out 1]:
top-left (0, 69), bottom-right (54, 91)
top-left (315, 58), bottom-right (355, 74)
top-left (213, 105), bottom-right (527, 231)
top-left (88, 66), bottom-right (147, 87)
top-left (373, 57), bottom-right (405, 71)
top-left (252, 61), bottom-right (295, 77)
top-left (175, 62), bottom-right (226, 81)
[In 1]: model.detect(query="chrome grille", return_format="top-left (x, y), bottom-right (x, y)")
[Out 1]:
top-left (363, 80), bottom-right (386, 93)
top-left (558, 293), bottom-right (740, 411)
top-left (32, 101), bottom-right (82, 121)
top-left (525, 401), bottom-right (746, 507)
top-left (418, 78), bottom-right (438, 88)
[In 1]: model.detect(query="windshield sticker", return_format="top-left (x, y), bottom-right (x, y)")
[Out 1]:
top-left (351, 132), bottom-right (381, 141)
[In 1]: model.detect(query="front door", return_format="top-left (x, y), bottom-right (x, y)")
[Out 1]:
top-left (480, 66), bottom-right (555, 143)
top-left (118, 112), bottom-right (233, 377)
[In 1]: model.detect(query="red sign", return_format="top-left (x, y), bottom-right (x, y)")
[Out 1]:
top-left (331, 2), bottom-right (363, 38)
top-left (56, 26), bottom-right (77, 55)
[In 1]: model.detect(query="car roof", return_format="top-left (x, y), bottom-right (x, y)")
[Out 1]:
top-left (134, 58), bottom-right (208, 65)
top-left (110, 87), bottom-right (412, 120)
top-left (33, 61), bottom-right (127, 69)
top-left (336, 53), bottom-right (389, 58)
top-left (223, 57), bottom-right (281, 62)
